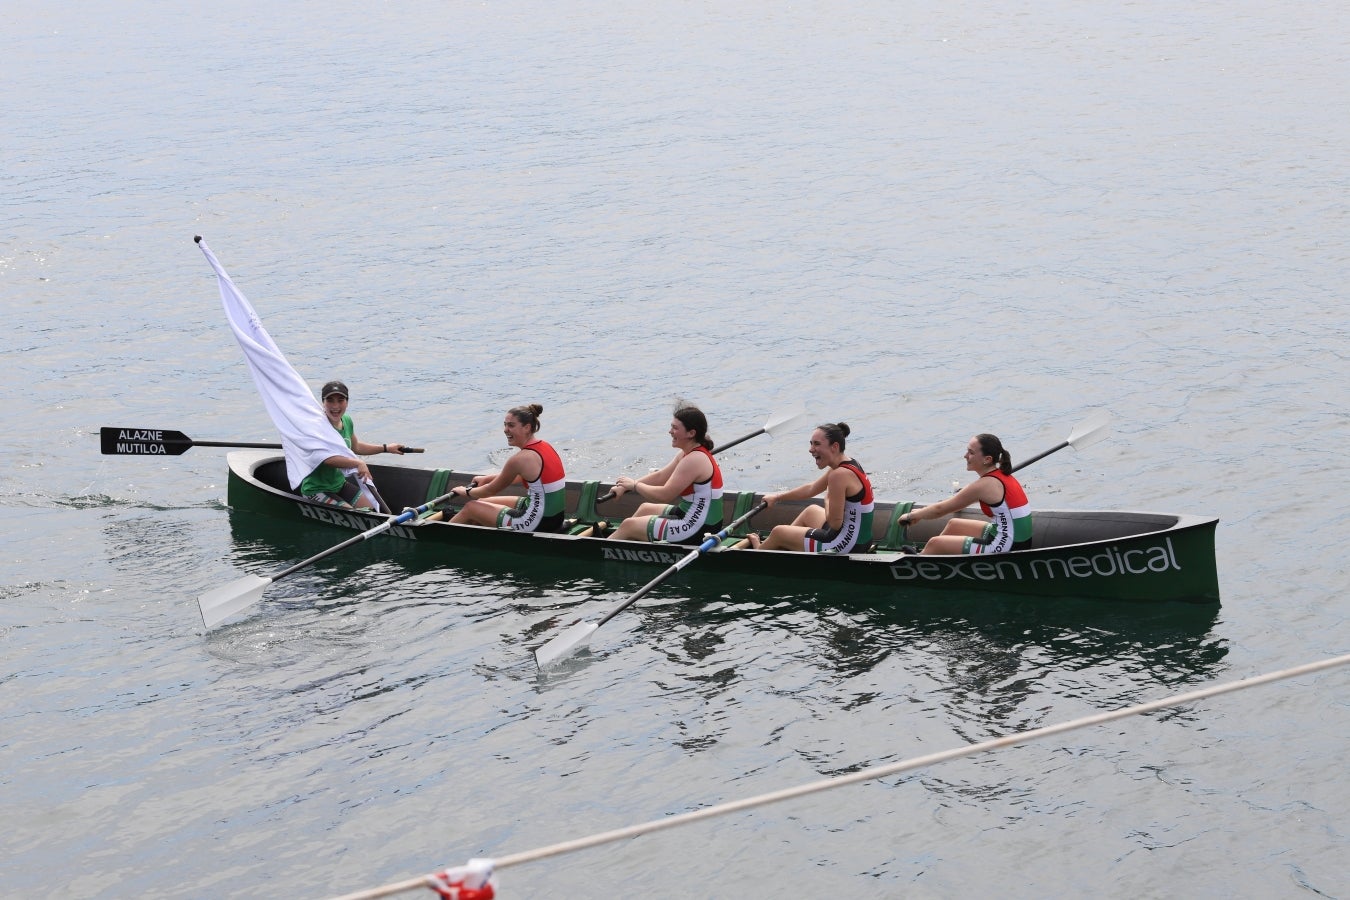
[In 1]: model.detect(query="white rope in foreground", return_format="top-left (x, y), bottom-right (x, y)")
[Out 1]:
top-left (327, 651), bottom-right (1350, 900)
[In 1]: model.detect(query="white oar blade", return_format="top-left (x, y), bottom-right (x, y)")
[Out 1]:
top-left (534, 621), bottom-right (599, 669)
top-left (1068, 409), bottom-right (1112, 449)
top-left (198, 574), bottom-right (273, 630)
top-left (763, 406), bottom-right (808, 437)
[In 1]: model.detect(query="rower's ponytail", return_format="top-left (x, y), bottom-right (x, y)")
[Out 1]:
top-left (509, 403), bottom-right (544, 434)
top-left (817, 422), bottom-right (851, 452)
top-left (673, 403), bottom-right (713, 451)
top-left (976, 433), bottom-right (1013, 474)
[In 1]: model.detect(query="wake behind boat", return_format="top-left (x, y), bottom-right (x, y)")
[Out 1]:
top-left (224, 450), bottom-right (1221, 605)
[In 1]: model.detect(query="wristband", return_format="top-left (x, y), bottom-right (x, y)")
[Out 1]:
top-left (382, 443), bottom-right (387, 453)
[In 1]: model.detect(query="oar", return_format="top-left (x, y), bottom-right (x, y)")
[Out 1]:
top-left (100, 427), bottom-right (424, 456)
top-left (534, 500), bottom-right (767, 668)
top-left (197, 491), bottom-right (455, 630)
top-left (710, 406), bottom-right (808, 455)
top-left (1011, 409), bottom-right (1111, 473)
top-left (101, 427), bottom-right (279, 455)
top-left (588, 406), bottom-right (810, 506)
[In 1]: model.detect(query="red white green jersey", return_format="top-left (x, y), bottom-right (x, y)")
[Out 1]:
top-left (975, 469), bottom-right (1032, 552)
top-left (804, 459), bottom-right (875, 553)
top-left (500, 439), bottom-right (566, 532)
top-left (648, 446), bottom-right (724, 543)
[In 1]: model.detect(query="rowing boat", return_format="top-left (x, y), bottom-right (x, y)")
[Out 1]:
top-left (223, 450), bottom-right (1221, 603)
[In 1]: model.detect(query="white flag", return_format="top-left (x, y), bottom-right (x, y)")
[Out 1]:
top-left (197, 238), bottom-right (352, 490)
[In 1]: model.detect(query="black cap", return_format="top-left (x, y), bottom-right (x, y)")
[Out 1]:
top-left (321, 380), bottom-right (349, 399)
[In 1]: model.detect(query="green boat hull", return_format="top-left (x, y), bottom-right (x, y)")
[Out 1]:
top-left (225, 451), bottom-right (1221, 604)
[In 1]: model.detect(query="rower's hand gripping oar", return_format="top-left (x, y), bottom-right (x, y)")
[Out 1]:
top-left (589, 406), bottom-right (809, 507)
top-left (534, 500), bottom-right (768, 668)
top-left (1011, 409), bottom-right (1112, 473)
top-left (99, 427), bottom-right (424, 456)
top-left (197, 490), bottom-right (455, 630)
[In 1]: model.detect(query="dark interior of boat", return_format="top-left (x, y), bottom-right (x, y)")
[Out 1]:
top-left (246, 458), bottom-right (1184, 552)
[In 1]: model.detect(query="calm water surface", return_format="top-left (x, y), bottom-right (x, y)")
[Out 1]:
top-left (3, 2), bottom-right (1348, 897)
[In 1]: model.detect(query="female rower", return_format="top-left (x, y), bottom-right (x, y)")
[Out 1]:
top-left (442, 403), bottom-right (567, 533)
top-left (608, 404), bottom-right (724, 543)
top-left (898, 432), bottom-right (1032, 555)
top-left (746, 422), bottom-right (874, 553)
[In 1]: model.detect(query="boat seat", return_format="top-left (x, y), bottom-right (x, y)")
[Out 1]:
top-left (418, 469), bottom-right (455, 519)
top-left (718, 491), bottom-right (760, 546)
top-left (565, 480), bottom-right (606, 535)
top-left (425, 469), bottom-right (453, 503)
top-left (874, 501), bottom-right (916, 551)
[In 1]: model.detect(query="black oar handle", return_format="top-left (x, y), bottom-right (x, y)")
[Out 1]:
top-left (1012, 439), bottom-right (1069, 473)
top-left (710, 427), bottom-right (766, 455)
top-left (191, 440), bottom-right (284, 449)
